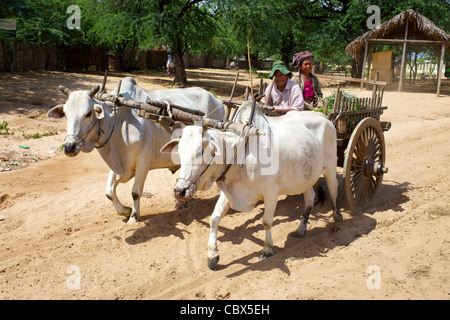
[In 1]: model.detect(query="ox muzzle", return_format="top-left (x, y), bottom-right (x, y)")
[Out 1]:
top-left (63, 136), bottom-right (84, 157)
top-left (174, 179), bottom-right (197, 201)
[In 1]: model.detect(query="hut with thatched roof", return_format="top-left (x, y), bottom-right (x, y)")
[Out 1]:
top-left (346, 9), bottom-right (450, 95)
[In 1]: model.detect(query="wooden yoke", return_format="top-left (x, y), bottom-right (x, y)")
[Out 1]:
top-left (97, 92), bottom-right (264, 137)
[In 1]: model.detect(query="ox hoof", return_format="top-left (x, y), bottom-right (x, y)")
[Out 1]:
top-left (333, 211), bottom-right (343, 223)
top-left (208, 256), bottom-right (220, 270)
top-left (118, 207), bottom-right (132, 218)
top-left (127, 214), bottom-right (139, 224)
top-left (293, 230), bottom-right (306, 238)
top-left (259, 251), bottom-right (273, 260)
top-left (293, 224), bottom-right (307, 238)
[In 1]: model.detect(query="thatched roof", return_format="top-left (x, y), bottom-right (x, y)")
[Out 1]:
top-left (347, 9), bottom-right (450, 58)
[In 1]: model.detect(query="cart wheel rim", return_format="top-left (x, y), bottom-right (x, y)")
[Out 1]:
top-left (343, 117), bottom-right (386, 212)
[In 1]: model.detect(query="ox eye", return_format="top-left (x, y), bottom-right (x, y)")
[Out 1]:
top-left (85, 111), bottom-right (92, 118)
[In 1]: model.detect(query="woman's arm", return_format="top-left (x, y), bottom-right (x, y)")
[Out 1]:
top-left (289, 83), bottom-right (305, 111)
top-left (312, 74), bottom-right (323, 98)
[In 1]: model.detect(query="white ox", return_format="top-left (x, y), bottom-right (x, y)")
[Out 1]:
top-left (161, 101), bottom-right (343, 268)
top-left (47, 77), bottom-right (224, 223)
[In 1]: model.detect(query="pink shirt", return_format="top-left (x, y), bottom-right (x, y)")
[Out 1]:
top-left (261, 79), bottom-right (305, 111)
top-left (303, 81), bottom-right (315, 99)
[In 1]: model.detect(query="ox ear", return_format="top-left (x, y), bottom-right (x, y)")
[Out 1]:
top-left (209, 138), bottom-right (222, 157)
top-left (161, 139), bottom-right (180, 154)
top-left (94, 104), bottom-right (105, 119)
top-left (47, 104), bottom-right (65, 119)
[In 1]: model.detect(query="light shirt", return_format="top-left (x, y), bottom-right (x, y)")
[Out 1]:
top-left (261, 79), bottom-right (304, 111)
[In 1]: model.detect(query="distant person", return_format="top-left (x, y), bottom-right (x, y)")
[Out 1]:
top-left (166, 54), bottom-right (175, 78)
top-left (229, 56), bottom-right (239, 70)
top-left (291, 51), bottom-right (323, 109)
top-left (260, 61), bottom-right (304, 114)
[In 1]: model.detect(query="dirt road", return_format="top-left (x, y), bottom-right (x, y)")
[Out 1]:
top-left (0, 70), bottom-right (449, 299)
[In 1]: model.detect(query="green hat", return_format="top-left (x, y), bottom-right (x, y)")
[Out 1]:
top-left (268, 61), bottom-right (292, 79)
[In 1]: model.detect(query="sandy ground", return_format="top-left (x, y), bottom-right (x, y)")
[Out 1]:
top-left (0, 69), bottom-right (449, 300)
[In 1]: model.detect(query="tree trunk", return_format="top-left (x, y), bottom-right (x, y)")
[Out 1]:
top-left (280, 32), bottom-right (294, 68)
top-left (245, 52), bottom-right (259, 70)
top-left (173, 49), bottom-right (187, 86)
top-left (115, 44), bottom-right (125, 72)
top-left (351, 58), bottom-right (362, 78)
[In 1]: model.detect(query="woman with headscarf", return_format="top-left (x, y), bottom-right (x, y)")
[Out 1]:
top-left (291, 51), bottom-right (323, 109)
top-left (261, 60), bottom-right (304, 114)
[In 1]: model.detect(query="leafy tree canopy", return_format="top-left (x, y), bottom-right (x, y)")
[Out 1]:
top-left (2, 0), bottom-right (449, 83)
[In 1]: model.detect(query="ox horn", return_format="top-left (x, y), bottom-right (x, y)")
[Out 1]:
top-left (59, 85), bottom-right (72, 97)
top-left (88, 85), bottom-right (100, 98)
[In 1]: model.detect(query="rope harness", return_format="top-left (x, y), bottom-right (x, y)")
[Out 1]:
top-left (176, 121), bottom-right (253, 193)
top-left (64, 101), bottom-right (116, 150)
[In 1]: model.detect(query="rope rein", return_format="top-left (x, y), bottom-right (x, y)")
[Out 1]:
top-left (65, 116), bottom-right (99, 148)
top-left (178, 121), bottom-right (254, 191)
top-left (65, 101), bottom-right (116, 150)
top-left (95, 102), bottom-right (116, 149)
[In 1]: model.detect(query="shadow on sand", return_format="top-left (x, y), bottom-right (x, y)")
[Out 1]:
top-left (124, 174), bottom-right (411, 273)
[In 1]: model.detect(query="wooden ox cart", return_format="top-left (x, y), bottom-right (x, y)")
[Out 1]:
top-left (95, 71), bottom-right (390, 213)
top-left (221, 72), bottom-right (391, 213)
top-left (327, 82), bottom-right (391, 212)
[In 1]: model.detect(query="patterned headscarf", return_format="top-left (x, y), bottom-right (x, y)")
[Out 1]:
top-left (292, 51), bottom-right (314, 68)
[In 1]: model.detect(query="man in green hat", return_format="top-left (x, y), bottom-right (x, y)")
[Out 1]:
top-left (261, 61), bottom-right (304, 114)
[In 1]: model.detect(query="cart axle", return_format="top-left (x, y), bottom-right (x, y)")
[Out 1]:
top-left (363, 159), bottom-right (388, 177)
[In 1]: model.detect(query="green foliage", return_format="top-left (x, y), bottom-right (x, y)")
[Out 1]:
top-left (289, 0), bottom-right (450, 73)
top-left (0, 0), bottom-right (29, 19)
top-left (17, 128), bottom-right (58, 139)
top-left (14, 0), bottom-right (86, 46)
top-left (83, 0), bottom-right (148, 54)
top-left (141, 0), bottom-right (217, 54)
top-left (0, 121), bottom-right (10, 135)
top-left (213, 0), bottom-right (294, 60)
top-left (88, 12), bottom-right (140, 52)
top-left (318, 90), bottom-right (361, 114)
top-left (3, 0), bottom-right (450, 83)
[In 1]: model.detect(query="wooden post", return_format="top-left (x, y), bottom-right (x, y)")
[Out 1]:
top-left (224, 71), bottom-right (240, 120)
top-left (366, 43), bottom-right (372, 85)
top-left (333, 85), bottom-right (341, 113)
top-left (360, 41), bottom-right (369, 90)
top-left (372, 71), bottom-right (379, 105)
top-left (436, 41), bottom-right (445, 96)
top-left (230, 71), bottom-right (239, 101)
top-left (247, 39), bottom-right (254, 97)
top-left (398, 19), bottom-right (409, 92)
top-left (265, 78), bottom-right (275, 107)
top-left (259, 78), bottom-right (264, 96)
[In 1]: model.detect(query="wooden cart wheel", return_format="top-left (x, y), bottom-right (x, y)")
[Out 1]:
top-left (343, 117), bottom-right (388, 212)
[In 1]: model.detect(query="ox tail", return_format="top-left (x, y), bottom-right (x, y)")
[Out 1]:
top-left (314, 182), bottom-right (326, 207)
